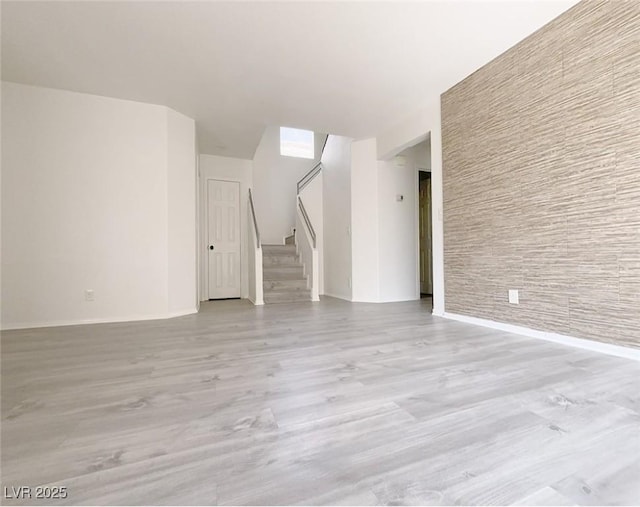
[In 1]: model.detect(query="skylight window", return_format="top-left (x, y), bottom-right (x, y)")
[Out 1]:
top-left (280, 127), bottom-right (314, 159)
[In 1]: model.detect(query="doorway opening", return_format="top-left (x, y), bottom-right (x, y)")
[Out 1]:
top-left (379, 131), bottom-right (434, 312)
top-left (419, 170), bottom-right (433, 305)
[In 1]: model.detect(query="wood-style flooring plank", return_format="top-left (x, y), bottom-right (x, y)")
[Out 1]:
top-left (2, 297), bottom-right (639, 505)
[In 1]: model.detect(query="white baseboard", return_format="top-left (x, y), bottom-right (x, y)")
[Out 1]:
top-left (2, 307), bottom-right (199, 331)
top-left (167, 308), bottom-right (199, 319)
top-left (377, 296), bottom-right (422, 303)
top-left (441, 312), bottom-right (640, 362)
top-left (322, 292), bottom-right (352, 302)
top-left (247, 295), bottom-right (264, 306)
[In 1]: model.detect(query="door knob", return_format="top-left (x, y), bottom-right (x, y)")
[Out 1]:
top-left (209, 245), bottom-right (214, 250)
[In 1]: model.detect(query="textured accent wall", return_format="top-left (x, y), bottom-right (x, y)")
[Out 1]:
top-left (442, 0), bottom-right (639, 348)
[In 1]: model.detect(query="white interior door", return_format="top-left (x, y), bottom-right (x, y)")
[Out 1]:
top-left (207, 179), bottom-right (241, 299)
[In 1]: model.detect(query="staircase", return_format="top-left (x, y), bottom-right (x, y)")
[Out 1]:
top-left (262, 244), bottom-right (311, 303)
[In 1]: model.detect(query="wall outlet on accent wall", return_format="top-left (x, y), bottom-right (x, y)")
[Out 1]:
top-left (508, 289), bottom-right (519, 304)
top-left (85, 289), bottom-right (95, 302)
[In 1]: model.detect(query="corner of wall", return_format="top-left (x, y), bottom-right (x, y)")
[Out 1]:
top-left (350, 138), bottom-right (380, 303)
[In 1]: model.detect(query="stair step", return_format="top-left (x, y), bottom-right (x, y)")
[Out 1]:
top-left (264, 266), bottom-right (304, 280)
top-left (264, 279), bottom-right (308, 291)
top-left (263, 290), bottom-right (311, 304)
top-left (263, 255), bottom-right (300, 266)
top-left (261, 244), bottom-right (310, 304)
top-left (263, 244), bottom-right (297, 254)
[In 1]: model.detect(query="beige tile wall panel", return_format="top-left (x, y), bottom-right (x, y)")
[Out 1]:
top-left (442, 0), bottom-right (640, 348)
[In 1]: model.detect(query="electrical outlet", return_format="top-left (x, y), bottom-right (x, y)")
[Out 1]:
top-left (508, 289), bottom-right (519, 305)
top-left (85, 289), bottom-right (95, 302)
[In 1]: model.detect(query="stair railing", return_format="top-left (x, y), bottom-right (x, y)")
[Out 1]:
top-left (297, 162), bottom-right (322, 194)
top-left (249, 188), bottom-right (261, 247)
top-left (296, 196), bottom-right (319, 301)
top-left (248, 189), bottom-right (264, 305)
top-left (297, 197), bottom-right (316, 248)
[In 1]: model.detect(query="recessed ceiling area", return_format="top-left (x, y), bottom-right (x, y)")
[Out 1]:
top-left (1, 1), bottom-right (578, 158)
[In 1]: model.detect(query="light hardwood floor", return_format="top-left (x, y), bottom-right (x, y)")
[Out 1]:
top-left (2, 297), bottom-right (639, 505)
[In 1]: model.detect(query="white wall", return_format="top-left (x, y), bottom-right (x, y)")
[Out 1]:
top-left (315, 133), bottom-right (329, 163)
top-left (195, 135), bottom-right (201, 310)
top-left (377, 149), bottom-right (420, 302)
top-left (295, 206), bottom-right (319, 301)
top-left (198, 154), bottom-right (253, 301)
top-left (350, 138), bottom-right (380, 302)
top-left (410, 140), bottom-right (431, 171)
top-left (1, 82), bottom-right (197, 329)
top-left (167, 108), bottom-right (197, 315)
top-left (376, 98), bottom-right (444, 315)
top-left (321, 135), bottom-right (352, 301)
top-left (252, 126), bottom-right (324, 244)
top-left (247, 201), bottom-right (263, 305)
top-left (349, 138), bottom-right (425, 303)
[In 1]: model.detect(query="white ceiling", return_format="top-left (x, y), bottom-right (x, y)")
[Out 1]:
top-left (1, 1), bottom-right (578, 159)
